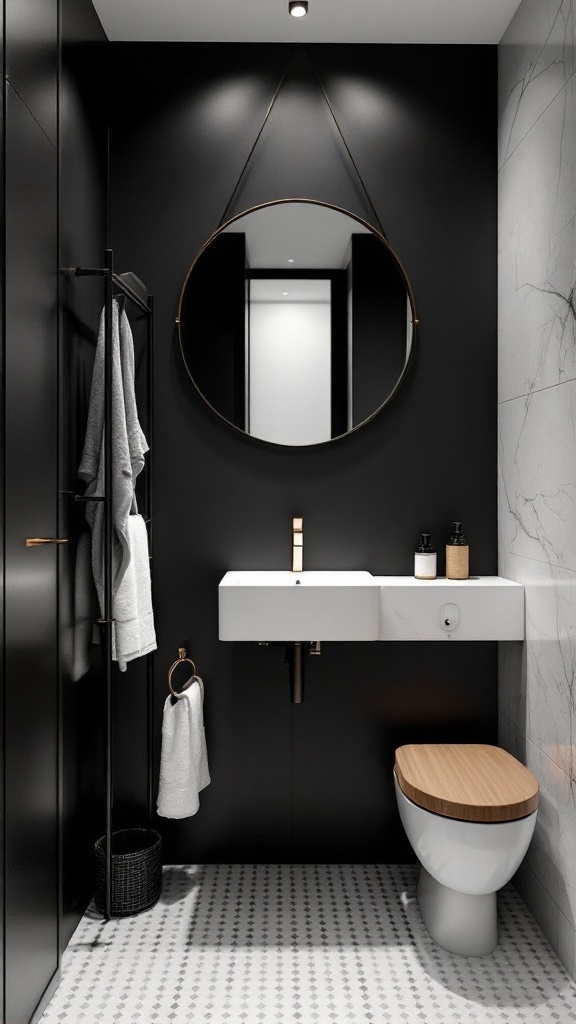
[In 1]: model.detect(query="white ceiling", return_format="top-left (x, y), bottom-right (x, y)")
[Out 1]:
top-left (91, 0), bottom-right (523, 44)
top-left (224, 204), bottom-right (370, 269)
top-left (250, 279), bottom-right (331, 303)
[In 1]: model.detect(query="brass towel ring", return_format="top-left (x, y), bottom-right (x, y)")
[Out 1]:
top-left (168, 647), bottom-right (204, 701)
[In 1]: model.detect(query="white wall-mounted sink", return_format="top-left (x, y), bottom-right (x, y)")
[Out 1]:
top-left (219, 570), bottom-right (380, 641)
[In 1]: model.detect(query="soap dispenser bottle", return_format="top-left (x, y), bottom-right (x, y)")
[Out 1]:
top-left (414, 532), bottom-right (437, 580)
top-left (446, 521), bottom-right (469, 579)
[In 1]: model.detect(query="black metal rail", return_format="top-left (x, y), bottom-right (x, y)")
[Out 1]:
top-left (73, 249), bottom-right (154, 919)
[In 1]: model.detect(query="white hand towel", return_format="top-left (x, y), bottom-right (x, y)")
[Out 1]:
top-left (113, 514), bottom-right (157, 671)
top-left (157, 679), bottom-right (210, 819)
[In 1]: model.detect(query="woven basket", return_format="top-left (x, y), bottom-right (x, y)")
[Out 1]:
top-left (94, 828), bottom-right (162, 917)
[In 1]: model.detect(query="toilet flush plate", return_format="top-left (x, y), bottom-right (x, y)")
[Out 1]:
top-left (440, 603), bottom-right (459, 633)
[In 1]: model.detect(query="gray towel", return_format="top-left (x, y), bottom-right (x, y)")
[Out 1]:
top-left (78, 297), bottom-right (149, 611)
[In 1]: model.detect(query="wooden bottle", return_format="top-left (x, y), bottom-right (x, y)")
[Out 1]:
top-left (446, 521), bottom-right (469, 579)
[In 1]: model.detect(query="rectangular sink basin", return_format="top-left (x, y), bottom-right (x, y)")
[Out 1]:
top-left (219, 570), bottom-right (380, 641)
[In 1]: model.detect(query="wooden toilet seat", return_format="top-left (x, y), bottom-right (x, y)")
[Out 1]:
top-left (394, 744), bottom-right (539, 823)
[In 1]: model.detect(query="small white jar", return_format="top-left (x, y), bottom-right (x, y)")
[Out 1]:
top-left (415, 532), bottom-right (437, 580)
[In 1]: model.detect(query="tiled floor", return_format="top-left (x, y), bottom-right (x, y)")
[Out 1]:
top-left (41, 864), bottom-right (576, 1023)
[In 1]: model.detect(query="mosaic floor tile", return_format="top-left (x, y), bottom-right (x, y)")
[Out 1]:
top-left (40, 865), bottom-right (576, 1024)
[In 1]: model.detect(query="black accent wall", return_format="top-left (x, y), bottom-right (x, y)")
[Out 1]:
top-left (109, 43), bottom-right (498, 864)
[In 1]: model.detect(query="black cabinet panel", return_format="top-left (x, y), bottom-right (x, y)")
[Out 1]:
top-left (5, 85), bottom-right (59, 1024)
top-left (6, 0), bottom-right (58, 145)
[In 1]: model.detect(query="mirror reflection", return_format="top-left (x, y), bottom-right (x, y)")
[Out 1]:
top-left (179, 201), bottom-right (415, 446)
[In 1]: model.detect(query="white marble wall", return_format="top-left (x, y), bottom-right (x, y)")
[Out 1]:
top-left (498, 0), bottom-right (576, 979)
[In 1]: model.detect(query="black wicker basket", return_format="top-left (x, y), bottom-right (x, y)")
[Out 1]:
top-left (94, 828), bottom-right (162, 917)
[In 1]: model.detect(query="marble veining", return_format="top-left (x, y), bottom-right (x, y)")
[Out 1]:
top-left (499, 555), bottom-right (576, 780)
top-left (499, 716), bottom-right (576, 934)
top-left (498, 383), bottom-right (576, 568)
top-left (498, 74), bottom-right (576, 401)
top-left (499, 0), bottom-right (576, 982)
top-left (499, 0), bottom-right (574, 169)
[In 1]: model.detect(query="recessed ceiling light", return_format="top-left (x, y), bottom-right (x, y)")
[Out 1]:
top-left (282, 291), bottom-right (289, 296)
top-left (287, 258), bottom-right (295, 263)
top-left (289, 1), bottom-right (308, 17)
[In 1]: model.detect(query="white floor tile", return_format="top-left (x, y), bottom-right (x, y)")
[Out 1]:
top-left (40, 864), bottom-right (576, 1024)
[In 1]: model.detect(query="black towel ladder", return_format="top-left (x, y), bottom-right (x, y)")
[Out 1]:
top-left (72, 248), bottom-right (155, 920)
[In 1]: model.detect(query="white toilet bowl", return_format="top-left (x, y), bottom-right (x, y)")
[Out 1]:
top-left (394, 744), bottom-right (538, 957)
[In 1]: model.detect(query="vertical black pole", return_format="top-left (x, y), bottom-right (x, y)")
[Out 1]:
top-left (146, 295), bottom-right (154, 825)
top-left (291, 643), bottom-right (303, 704)
top-left (103, 249), bottom-right (114, 919)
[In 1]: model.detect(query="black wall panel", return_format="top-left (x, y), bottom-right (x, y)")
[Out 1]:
top-left (4, 83), bottom-right (59, 1024)
top-left (5, 0), bottom-right (58, 146)
top-left (3, 0), bottom-right (108, 1004)
top-left (108, 43), bottom-right (497, 864)
top-left (58, 0), bottom-right (108, 952)
top-left (0, 0), bottom-right (109, 1014)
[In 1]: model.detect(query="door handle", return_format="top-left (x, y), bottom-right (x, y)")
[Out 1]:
top-left (25, 538), bottom-right (68, 547)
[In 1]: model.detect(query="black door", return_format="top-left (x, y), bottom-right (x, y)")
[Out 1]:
top-left (4, 84), bottom-right (60, 1024)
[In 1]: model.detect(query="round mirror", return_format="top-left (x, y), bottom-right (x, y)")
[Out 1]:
top-left (178, 200), bottom-right (417, 447)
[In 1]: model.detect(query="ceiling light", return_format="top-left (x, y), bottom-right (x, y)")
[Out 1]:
top-left (289, 1), bottom-right (308, 17)
top-left (282, 291), bottom-right (289, 296)
top-left (287, 258), bottom-right (295, 263)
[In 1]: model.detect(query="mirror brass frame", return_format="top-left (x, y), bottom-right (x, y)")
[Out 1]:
top-left (177, 198), bottom-right (419, 448)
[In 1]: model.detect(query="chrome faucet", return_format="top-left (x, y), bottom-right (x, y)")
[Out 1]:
top-left (292, 517), bottom-right (303, 572)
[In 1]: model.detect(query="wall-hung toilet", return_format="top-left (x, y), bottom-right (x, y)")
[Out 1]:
top-left (394, 744), bottom-right (539, 956)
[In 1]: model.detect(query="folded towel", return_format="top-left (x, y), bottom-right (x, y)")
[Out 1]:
top-left (157, 678), bottom-right (210, 819)
top-left (113, 514), bottom-right (157, 671)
